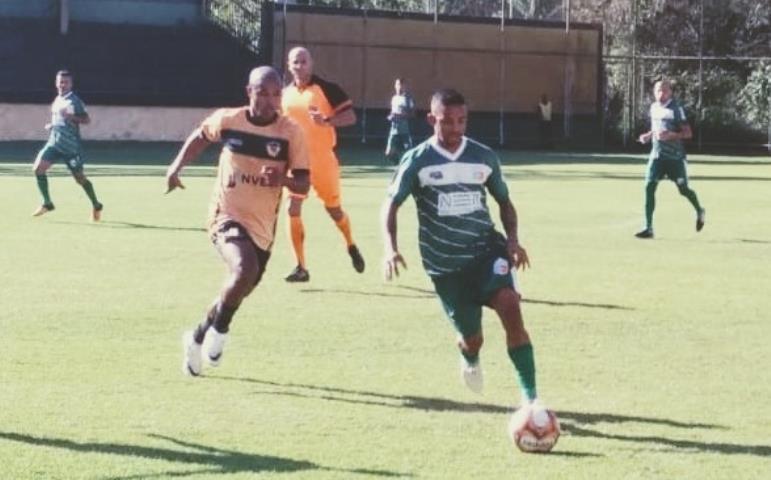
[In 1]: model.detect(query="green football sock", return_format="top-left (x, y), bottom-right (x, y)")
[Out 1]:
top-left (644, 182), bottom-right (658, 230)
top-left (81, 180), bottom-right (100, 208)
top-left (508, 343), bottom-right (537, 402)
top-left (36, 174), bottom-right (52, 206)
top-left (679, 186), bottom-right (702, 212)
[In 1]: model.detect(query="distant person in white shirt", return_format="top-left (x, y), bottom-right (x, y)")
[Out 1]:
top-left (537, 94), bottom-right (552, 148)
top-left (385, 78), bottom-right (415, 164)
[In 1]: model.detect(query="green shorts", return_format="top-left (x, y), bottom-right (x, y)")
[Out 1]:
top-left (646, 156), bottom-right (688, 185)
top-left (386, 131), bottom-right (413, 155)
top-left (36, 144), bottom-right (84, 173)
top-left (430, 248), bottom-right (519, 338)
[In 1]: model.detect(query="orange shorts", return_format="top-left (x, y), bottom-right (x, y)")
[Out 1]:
top-left (291, 149), bottom-right (341, 208)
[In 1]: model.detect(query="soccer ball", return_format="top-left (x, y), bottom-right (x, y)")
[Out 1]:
top-left (509, 404), bottom-right (560, 453)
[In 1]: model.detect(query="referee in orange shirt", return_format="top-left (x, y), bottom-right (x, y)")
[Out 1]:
top-left (282, 46), bottom-right (365, 282)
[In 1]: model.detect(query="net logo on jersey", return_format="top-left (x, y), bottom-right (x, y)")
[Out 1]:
top-left (429, 171), bottom-right (444, 180)
top-left (437, 191), bottom-right (483, 216)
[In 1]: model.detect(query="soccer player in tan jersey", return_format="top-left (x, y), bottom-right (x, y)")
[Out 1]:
top-left (281, 46), bottom-right (365, 282)
top-left (166, 66), bottom-right (310, 377)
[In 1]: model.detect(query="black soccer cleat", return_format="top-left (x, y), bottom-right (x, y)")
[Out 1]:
top-left (696, 208), bottom-right (706, 232)
top-left (635, 228), bottom-right (654, 239)
top-left (348, 245), bottom-right (365, 273)
top-left (285, 265), bottom-right (310, 283)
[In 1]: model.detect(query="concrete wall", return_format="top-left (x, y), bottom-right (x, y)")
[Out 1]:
top-left (70, 0), bottom-right (202, 26)
top-left (273, 10), bottom-right (601, 115)
top-left (0, 0), bottom-right (202, 26)
top-left (0, 103), bottom-right (214, 141)
top-left (0, 1), bottom-right (53, 18)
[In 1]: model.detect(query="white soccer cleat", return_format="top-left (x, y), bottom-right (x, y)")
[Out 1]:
top-left (205, 329), bottom-right (227, 367)
top-left (182, 331), bottom-right (203, 377)
top-left (460, 357), bottom-right (484, 394)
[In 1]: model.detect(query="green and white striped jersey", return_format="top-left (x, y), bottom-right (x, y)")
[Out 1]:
top-left (48, 91), bottom-right (87, 155)
top-left (650, 98), bottom-right (687, 161)
top-left (388, 136), bottom-right (510, 277)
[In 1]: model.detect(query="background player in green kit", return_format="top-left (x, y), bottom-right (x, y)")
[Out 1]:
top-left (635, 79), bottom-right (704, 239)
top-left (32, 70), bottom-right (103, 221)
top-left (385, 78), bottom-right (415, 165)
top-left (382, 88), bottom-right (546, 410)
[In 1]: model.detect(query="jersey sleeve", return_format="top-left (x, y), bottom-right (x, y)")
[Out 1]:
top-left (673, 102), bottom-right (687, 129)
top-left (317, 77), bottom-right (352, 111)
top-left (406, 94), bottom-right (416, 113)
top-left (287, 121), bottom-right (310, 171)
top-left (71, 96), bottom-right (87, 116)
top-left (387, 151), bottom-right (419, 206)
top-left (199, 109), bottom-right (230, 143)
top-left (485, 151), bottom-right (510, 203)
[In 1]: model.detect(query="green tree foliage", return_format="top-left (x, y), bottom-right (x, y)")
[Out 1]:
top-left (738, 62), bottom-right (770, 127)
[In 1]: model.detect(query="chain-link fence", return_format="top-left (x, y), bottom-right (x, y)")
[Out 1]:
top-left (205, 0), bottom-right (770, 152)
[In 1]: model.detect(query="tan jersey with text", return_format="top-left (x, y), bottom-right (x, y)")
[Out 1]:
top-left (202, 107), bottom-right (309, 250)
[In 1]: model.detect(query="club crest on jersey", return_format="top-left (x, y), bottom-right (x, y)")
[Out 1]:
top-left (266, 141), bottom-right (282, 158)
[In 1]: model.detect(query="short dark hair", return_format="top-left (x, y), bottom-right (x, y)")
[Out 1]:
top-left (431, 88), bottom-right (465, 109)
top-left (56, 70), bottom-right (72, 78)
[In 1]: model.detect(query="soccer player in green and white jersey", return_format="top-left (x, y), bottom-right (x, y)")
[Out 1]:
top-left (385, 78), bottom-right (415, 165)
top-left (382, 88), bottom-right (546, 410)
top-left (32, 70), bottom-right (103, 221)
top-left (635, 79), bottom-right (704, 239)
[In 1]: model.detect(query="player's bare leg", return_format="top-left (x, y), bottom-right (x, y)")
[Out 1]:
top-left (184, 235), bottom-right (260, 376)
top-left (326, 205), bottom-right (365, 273)
top-left (489, 287), bottom-right (537, 404)
top-left (32, 158), bottom-right (55, 216)
top-left (286, 196), bottom-right (309, 282)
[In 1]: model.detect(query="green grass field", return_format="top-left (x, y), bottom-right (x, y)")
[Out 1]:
top-left (1, 143), bottom-right (770, 479)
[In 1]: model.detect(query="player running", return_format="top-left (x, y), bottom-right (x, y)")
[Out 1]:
top-left (281, 46), bottom-right (365, 282)
top-left (31, 70), bottom-right (103, 221)
top-left (383, 88), bottom-right (545, 410)
top-left (635, 79), bottom-right (705, 239)
top-left (166, 66), bottom-right (310, 376)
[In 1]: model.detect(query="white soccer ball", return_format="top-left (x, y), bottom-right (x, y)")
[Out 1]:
top-left (509, 404), bottom-right (561, 453)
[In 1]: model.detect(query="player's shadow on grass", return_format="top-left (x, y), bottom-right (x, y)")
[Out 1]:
top-left (0, 431), bottom-right (407, 479)
top-left (738, 238), bottom-right (771, 244)
top-left (51, 220), bottom-right (205, 232)
top-left (301, 286), bottom-right (633, 310)
top-left (100, 221), bottom-right (206, 232)
top-left (212, 376), bottom-right (771, 458)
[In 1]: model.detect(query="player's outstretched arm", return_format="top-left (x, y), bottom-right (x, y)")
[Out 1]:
top-left (382, 199), bottom-right (407, 281)
top-left (319, 104), bottom-right (356, 128)
top-left (282, 169), bottom-right (310, 195)
top-left (499, 198), bottom-right (530, 271)
top-left (64, 112), bottom-right (90, 125)
top-left (166, 128), bottom-right (210, 194)
top-left (659, 123), bottom-right (692, 141)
